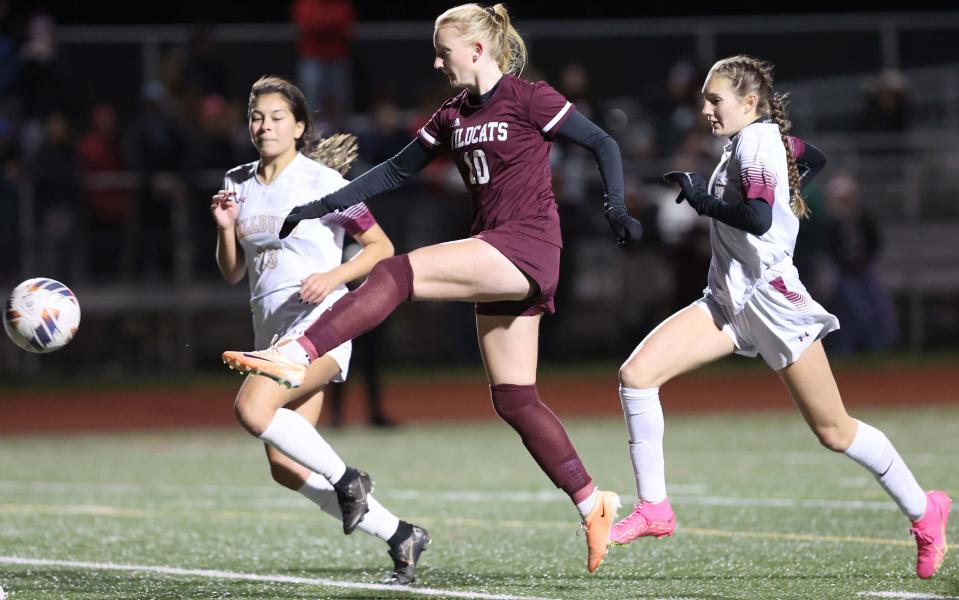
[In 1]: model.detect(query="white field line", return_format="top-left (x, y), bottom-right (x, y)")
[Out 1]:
top-left (0, 555), bottom-right (557, 600)
top-left (0, 480), bottom-right (898, 511)
top-left (858, 593), bottom-right (959, 599)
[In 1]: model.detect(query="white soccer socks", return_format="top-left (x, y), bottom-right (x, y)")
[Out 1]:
top-left (259, 408), bottom-right (347, 483)
top-left (844, 419), bottom-right (927, 520)
top-left (299, 473), bottom-right (400, 540)
top-left (620, 386), bottom-right (667, 504)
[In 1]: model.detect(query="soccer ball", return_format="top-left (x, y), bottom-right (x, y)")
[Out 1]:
top-left (3, 277), bottom-right (81, 353)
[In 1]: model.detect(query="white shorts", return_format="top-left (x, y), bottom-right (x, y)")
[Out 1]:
top-left (252, 288), bottom-right (352, 382)
top-left (694, 268), bottom-right (840, 371)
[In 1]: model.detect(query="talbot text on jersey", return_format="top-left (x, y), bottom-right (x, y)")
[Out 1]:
top-left (237, 215), bottom-right (283, 240)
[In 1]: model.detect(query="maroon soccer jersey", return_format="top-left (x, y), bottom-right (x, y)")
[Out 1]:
top-left (416, 74), bottom-right (574, 247)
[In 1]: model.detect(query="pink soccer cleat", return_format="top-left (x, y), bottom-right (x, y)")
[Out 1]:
top-left (910, 490), bottom-right (951, 579)
top-left (609, 498), bottom-right (676, 546)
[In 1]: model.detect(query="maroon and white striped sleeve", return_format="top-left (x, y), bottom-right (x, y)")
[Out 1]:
top-left (528, 81), bottom-right (574, 136)
top-left (737, 134), bottom-right (779, 206)
top-left (320, 202), bottom-right (377, 236)
top-left (417, 105), bottom-right (448, 151)
top-left (787, 136), bottom-right (806, 159)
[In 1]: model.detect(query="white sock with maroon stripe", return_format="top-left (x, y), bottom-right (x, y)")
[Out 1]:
top-left (844, 419), bottom-right (926, 520)
top-left (620, 386), bottom-right (667, 504)
top-left (298, 473), bottom-right (400, 541)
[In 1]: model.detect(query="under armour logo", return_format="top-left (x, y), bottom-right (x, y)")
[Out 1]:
top-left (798, 331), bottom-right (809, 342)
top-left (453, 118), bottom-right (460, 126)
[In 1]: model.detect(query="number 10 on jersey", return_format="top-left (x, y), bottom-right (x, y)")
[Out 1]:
top-left (463, 149), bottom-right (490, 185)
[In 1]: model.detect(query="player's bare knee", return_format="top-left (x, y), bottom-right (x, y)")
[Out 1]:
top-left (813, 424), bottom-right (850, 453)
top-left (619, 358), bottom-right (659, 389)
top-left (233, 394), bottom-right (269, 437)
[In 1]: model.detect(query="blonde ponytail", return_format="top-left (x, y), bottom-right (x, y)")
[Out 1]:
top-left (436, 4), bottom-right (528, 76)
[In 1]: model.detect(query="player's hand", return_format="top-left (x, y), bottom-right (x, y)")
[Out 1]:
top-left (210, 190), bottom-right (239, 230)
top-left (603, 199), bottom-right (644, 247)
top-left (663, 171), bottom-right (708, 209)
top-left (299, 271), bottom-right (340, 304)
top-left (279, 199), bottom-right (330, 239)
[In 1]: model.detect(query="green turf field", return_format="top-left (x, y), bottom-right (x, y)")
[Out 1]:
top-left (0, 406), bottom-right (956, 599)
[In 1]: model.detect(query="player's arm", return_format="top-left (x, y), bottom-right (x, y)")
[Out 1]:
top-left (299, 206), bottom-right (395, 304)
top-left (789, 137), bottom-right (827, 189)
top-left (555, 110), bottom-right (643, 246)
top-left (664, 171), bottom-right (773, 236)
top-left (279, 141), bottom-right (439, 239)
top-left (335, 223), bottom-right (394, 284)
top-left (211, 189), bottom-right (246, 284)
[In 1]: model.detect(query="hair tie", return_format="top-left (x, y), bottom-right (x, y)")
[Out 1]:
top-left (485, 5), bottom-right (497, 18)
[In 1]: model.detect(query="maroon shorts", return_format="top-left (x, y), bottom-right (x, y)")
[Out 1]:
top-left (474, 229), bottom-right (561, 317)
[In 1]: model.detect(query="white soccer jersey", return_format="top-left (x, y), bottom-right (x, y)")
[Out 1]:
top-left (223, 152), bottom-right (375, 348)
top-left (705, 121), bottom-right (799, 313)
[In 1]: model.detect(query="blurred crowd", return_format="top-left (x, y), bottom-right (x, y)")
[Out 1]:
top-left (0, 2), bottom-right (912, 362)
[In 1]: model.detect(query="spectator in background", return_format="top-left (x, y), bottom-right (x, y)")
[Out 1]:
top-left (558, 62), bottom-right (597, 120)
top-left (649, 58), bottom-right (702, 156)
top-left (181, 22), bottom-right (230, 98)
top-left (356, 98), bottom-right (411, 170)
top-left (188, 94), bottom-right (242, 170)
top-left (18, 11), bottom-right (74, 158)
top-left (0, 0), bottom-right (22, 112)
top-left (821, 171), bottom-right (897, 354)
top-left (292, 0), bottom-right (355, 123)
top-left (0, 119), bottom-right (20, 283)
top-left (616, 177), bottom-right (674, 353)
top-left (857, 70), bottom-right (909, 133)
top-left (78, 102), bottom-right (133, 281)
top-left (29, 111), bottom-right (80, 278)
top-left (326, 240), bottom-right (398, 428)
top-left (125, 80), bottom-right (188, 279)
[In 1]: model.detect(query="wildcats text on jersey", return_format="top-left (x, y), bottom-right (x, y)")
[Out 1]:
top-left (452, 121), bottom-right (509, 150)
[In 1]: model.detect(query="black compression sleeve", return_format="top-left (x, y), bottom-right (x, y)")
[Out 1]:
top-left (321, 140), bottom-right (439, 211)
top-left (794, 140), bottom-right (827, 189)
top-left (695, 196), bottom-right (773, 236)
top-left (555, 110), bottom-right (625, 206)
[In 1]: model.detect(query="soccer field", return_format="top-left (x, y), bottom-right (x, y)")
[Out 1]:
top-left (0, 407), bottom-right (956, 599)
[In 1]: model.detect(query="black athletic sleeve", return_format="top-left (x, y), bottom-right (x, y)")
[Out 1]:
top-left (696, 196), bottom-right (773, 236)
top-left (321, 140), bottom-right (439, 212)
top-left (555, 110), bottom-right (624, 205)
top-left (556, 110), bottom-right (643, 245)
top-left (792, 138), bottom-right (826, 189)
top-left (664, 171), bottom-right (773, 236)
top-left (278, 140), bottom-right (440, 238)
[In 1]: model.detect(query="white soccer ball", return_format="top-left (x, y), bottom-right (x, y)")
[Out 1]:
top-left (0, 582), bottom-right (7, 599)
top-left (3, 277), bottom-right (81, 353)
